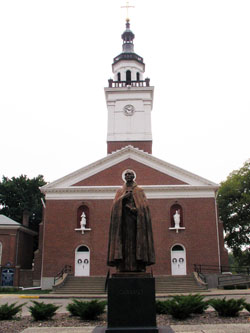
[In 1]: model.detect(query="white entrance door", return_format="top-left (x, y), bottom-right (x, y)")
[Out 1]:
top-left (171, 245), bottom-right (186, 275)
top-left (75, 245), bottom-right (90, 276)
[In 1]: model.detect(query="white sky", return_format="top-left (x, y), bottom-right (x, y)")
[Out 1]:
top-left (0, 0), bottom-right (249, 185)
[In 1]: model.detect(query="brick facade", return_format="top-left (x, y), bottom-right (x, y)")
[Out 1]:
top-left (41, 195), bottom-right (226, 278)
top-left (107, 141), bottom-right (152, 154)
top-left (40, 148), bottom-right (228, 288)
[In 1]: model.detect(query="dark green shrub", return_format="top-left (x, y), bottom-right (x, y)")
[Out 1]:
top-left (67, 300), bottom-right (105, 320)
top-left (223, 285), bottom-right (235, 290)
top-left (0, 287), bottom-right (19, 293)
top-left (244, 302), bottom-right (250, 312)
top-left (166, 297), bottom-right (193, 320)
top-left (236, 284), bottom-right (247, 289)
top-left (155, 300), bottom-right (170, 314)
top-left (171, 294), bottom-right (209, 315)
top-left (185, 294), bottom-right (209, 314)
top-left (0, 302), bottom-right (25, 320)
top-left (209, 297), bottom-right (246, 317)
top-left (28, 301), bottom-right (60, 321)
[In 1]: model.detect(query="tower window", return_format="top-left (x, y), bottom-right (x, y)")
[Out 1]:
top-left (126, 70), bottom-right (131, 84)
top-left (117, 72), bottom-right (121, 81)
top-left (136, 72), bottom-right (140, 81)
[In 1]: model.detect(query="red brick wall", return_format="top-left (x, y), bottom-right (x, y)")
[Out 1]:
top-left (0, 230), bottom-right (17, 266)
top-left (0, 229), bottom-right (35, 269)
top-left (42, 197), bottom-right (222, 278)
top-left (73, 159), bottom-right (187, 186)
top-left (107, 141), bottom-right (152, 154)
top-left (33, 222), bottom-right (44, 281)
top-left (17, 231), bottom-right (35, 269)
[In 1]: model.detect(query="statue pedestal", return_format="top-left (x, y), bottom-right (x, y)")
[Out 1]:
top-left (93, 274), bottom-right (174, 333)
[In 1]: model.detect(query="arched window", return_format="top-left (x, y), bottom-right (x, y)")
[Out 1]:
top-left (0, 242), bottom-right (2, 265)
top-left (117, 72), bottom-right (121, 81)
top-left (170, 204), bottom-right (183, 228)
top-left (136, 72), bottom-right (140, 81)
top-left (126, 70), bottom-right (131, 84)
top-left (77, 245), bottom-right (89, 252)
top-left (77, 205), bottom-right (90, 229)
top-left (172, 244), bottom-right (184, 251)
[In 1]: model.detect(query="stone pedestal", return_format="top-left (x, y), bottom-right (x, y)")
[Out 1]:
top-left (92, 274), bottom-right (174, 333)
top-left (107, 275), bottom-right (157, 332)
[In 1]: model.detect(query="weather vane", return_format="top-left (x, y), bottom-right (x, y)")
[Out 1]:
top-left (121, 0), bottom-right (135, 21)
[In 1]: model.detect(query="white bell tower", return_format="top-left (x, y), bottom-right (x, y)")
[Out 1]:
top-left (105, 20), bottom-right (154, 154)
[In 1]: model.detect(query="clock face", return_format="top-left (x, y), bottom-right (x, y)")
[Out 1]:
top-left (123, 104), bottom-right (135, 116)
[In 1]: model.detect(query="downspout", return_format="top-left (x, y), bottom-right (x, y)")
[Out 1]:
top-left (40, 196), bottom-right (46, 289)
top-left (214, 190), bottom-right (221, 270)
top-left (15, 228), bottom-right (20, 266)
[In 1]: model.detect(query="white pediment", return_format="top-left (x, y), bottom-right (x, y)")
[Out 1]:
top-left (41, 146), bottom-right (218, 193)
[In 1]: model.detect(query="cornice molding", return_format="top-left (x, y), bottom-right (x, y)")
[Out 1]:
top-left (44, 185), bottom-right (218, 200)
top-left (41, 146), bottom-right (218, 192)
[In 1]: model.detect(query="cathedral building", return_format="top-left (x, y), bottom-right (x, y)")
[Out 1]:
top-left (37, 20), bottom-right (228, 290)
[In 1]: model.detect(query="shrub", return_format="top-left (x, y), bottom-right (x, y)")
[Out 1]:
top-left (224, 285), bottom-right (235, 290)
top-left (0, 287), bottom-right (19, 293)
top-left (28, 301), bottom-right (60, 321)
top-left (155, 300), bottom-right (169, 314)
top-left (166, 297), bottom-right (193, 320)
top-left (183, 294), bottom-right (209, 314)
top-left (244, 302), bottom-right (250, 312)
top-left (67, 300), bottom-right (105, 320)
top-left (209, 297), bottom-right (246, 317)
top-left (236, 284), bottom-right (247, 289)
top-left (0, 302), bottom-right (25, 320)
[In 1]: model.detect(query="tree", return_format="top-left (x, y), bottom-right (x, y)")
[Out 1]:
top-left (217, 160), bottom-right (250, 259)
top-left (0, 174), bottom-right (46, 231)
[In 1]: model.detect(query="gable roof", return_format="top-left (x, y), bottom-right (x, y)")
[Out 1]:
top-left (41, 145), bottom-right (218, 192)
top-left (0, 215), bottom-right (20, 226)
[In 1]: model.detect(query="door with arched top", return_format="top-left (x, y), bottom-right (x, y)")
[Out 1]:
top-left (171, 244), bottom-right (186, 275)
top-left (75, 245), bottom-right (90, 276)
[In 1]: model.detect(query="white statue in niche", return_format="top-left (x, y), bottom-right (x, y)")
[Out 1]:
top-left (80, 212), bottom-right (87, 232)
top-left (173, 210), bottom-right (181, 229)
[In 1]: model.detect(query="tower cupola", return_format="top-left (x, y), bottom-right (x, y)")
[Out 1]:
top-left (122, 19), bottom-right (135, 53)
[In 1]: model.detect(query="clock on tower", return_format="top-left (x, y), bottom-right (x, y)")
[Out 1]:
top-left (105, 19), bottom-right (154, 154)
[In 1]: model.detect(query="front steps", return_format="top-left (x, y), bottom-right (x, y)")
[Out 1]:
top-left (53, 276), bottom-right (106, 294)
top-left (52, 274), bottom-right (206, 295)
top-left (155, 275), bottom-right (207, 293)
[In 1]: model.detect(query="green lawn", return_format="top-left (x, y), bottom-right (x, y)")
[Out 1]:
top-left (0, 287), bottom-right (51, 294)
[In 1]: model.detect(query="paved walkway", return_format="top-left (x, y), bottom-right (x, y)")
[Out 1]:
top-left (20, 324), bottom-right (250, 333)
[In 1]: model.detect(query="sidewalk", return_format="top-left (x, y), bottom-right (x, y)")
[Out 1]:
top-left (1, 287), bottom-right (249, 299)
top-left (20, 324), bottom-right (250, 333)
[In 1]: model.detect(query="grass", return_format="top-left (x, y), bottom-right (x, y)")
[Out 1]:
top-left (0, 287), bottom-right (51, 294)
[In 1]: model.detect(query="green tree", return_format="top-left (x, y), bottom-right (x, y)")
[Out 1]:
top-left (217, 160), bottom-right (250, 259)
top-left (0, 174), bottom-right (46, 231)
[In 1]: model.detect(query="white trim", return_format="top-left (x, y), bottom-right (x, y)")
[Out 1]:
top-left (41, 146), bottom-right (218, 192)
top-left (0, 225), bottom-right (38, 236)
top-left (0, 242), bottom-right (2, 266)
top-left (44, 185), bottom-right (217, 200)
top-left (75, 244), bottom-right (90, 252)
top-left (169, 227), bottom-right (186, 233)
top-left (215, 192), bottom-right (221, 268)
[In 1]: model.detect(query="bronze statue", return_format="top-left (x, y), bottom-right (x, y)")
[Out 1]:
top-left (107, 170), bottom-right (155, 272)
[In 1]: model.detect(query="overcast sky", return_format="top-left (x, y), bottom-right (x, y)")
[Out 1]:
top-left (0, 0), bottom-right (249, 185)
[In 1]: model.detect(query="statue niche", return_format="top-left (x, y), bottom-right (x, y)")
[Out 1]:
top-left (75, 205), bottom-right (91, 234)
top-left (169, 204), bottom-right (185, 233)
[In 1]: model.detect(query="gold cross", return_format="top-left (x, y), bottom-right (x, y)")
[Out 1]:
top-left (121, 0), bottom-right (135, 21)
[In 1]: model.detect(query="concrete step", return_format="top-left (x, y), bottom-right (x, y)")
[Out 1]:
top-left (52, 274), bottom-right (206, 294)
